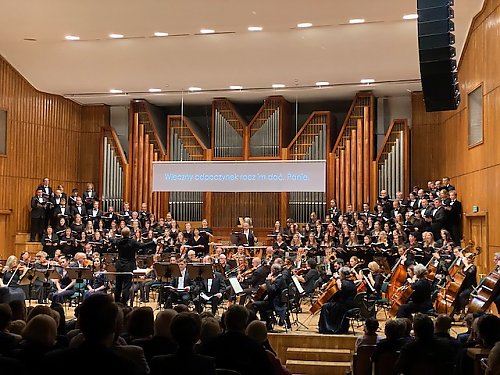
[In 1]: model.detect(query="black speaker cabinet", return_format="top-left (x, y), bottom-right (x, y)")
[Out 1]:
top-left (417, 0), bottom-right (460, 112)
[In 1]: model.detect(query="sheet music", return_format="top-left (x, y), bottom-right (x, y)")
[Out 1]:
top-left (229, 277), bottom-right (243, 294)
top-left (292, 275), bottom-right (305, 294)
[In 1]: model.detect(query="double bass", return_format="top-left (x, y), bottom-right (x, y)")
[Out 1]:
top-left (309, 276), bottom-right (340, 315)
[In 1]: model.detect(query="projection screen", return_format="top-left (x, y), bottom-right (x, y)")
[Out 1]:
top-left (152, 160), bottom-right (326, 192)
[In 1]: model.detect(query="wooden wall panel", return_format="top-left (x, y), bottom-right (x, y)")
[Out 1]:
top-left (0, 56), bottom-right (107, 257)
top-left (411, 0), bottom-right (500, 270)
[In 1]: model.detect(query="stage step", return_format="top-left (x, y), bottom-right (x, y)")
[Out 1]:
top-left (286, 359), bottom-right (351, 375)
top-left (286, 347), bottom-right (351, 362)
top-left (15, 233), bottom-right (42, 257)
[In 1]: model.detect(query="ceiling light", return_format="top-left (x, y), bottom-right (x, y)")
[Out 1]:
top-left (188, 86), bottom-right (202, 92)
top-left (403, 14), bottom-right (418, 20)
top-left (154, 32), bottom-right (169, 37)
top-left (297, 22), bottom-right (313, 28)
top-left (229, 85), bottom-right (243, 90)
top-left (109, 89), bottom-right (123, 94)
top-left (316, 81), bottom-right (330, 86)
top-left (360, 79), bottom-right (375, 84)
top-left (109, 33), bottom-right (124, 39)
top-left (200, 29), bottom-right (215, 34)
top-left (272, 84), bottom-right (286, 89)
top-left (248, 26), bottom-right (263, 32)
top-left (148, 88), bottom-right (162, 93)
top-left (349, 19), bottom-right (365, 24)
top-left (65, 35), bottom-right (80, 41)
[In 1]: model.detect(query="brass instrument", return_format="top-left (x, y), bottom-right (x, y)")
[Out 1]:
top-left (300, 254), bottom-right (307, 262)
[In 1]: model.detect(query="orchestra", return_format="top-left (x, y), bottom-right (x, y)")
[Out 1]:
top-left (0, 173), bottom-right (493, 352)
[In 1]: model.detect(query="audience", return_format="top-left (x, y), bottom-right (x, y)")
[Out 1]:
top-left (150, 312), bottom-right (216, 375)
top-left (355, 317), bottom-right (382, 351)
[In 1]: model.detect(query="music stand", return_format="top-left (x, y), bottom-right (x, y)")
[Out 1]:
top-left (188, 263), bottom-right (214, 311)
top-left (19, 269), bottom-right (44, 306)
top-left (153, 262), bottom-right (181, 309)
top-left (231, 232), bottom-right (247, 246)
top-left (290, 275), bottom-right (309, 331)
top-left (66, 267), bottom-right (93, 307)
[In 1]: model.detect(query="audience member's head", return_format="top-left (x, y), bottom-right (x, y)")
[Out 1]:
top-left (224, 305), bottom-right (249, 333)
top-left (476, 314), bottom-right (500, 348)
top-left (400, 318), bottom-right (413, 337)
top-left (173, 304), bottom-right (189, 314)
top-left (8, 300), bottom-right (26, 322)
top-left (126, 306), bottom-right (154, 339)
top-left (200, 317), bottom-right (222, 344)
top-left (434, 314), bottom-right (452, 334)
top-left (170, 312), bottom-right (202, 350)
top-left (154, 309), bottom-right (177, 338)
top-left (364, 317), bottom-right (379, 335)
top-left (200, 311), bottom-right (215, 320)
top-left (22, 314), bottom-right (57, 347)
top-left (50, 302), bottom-right (66, 335)
top-left (246, 320), bottom-right (268, 344)
top-left (27, 305), bottom-right (57, 323)
top-left (7, 320), bottom-right (26, 335)
top-left (0, 303), bottom-right (12, 331)
top-left (384, 319), bottom-right (404, 340)
top-left (413, 314), bottom-right (434, 341)
top-left (79, 294), bottom-right (118, 346)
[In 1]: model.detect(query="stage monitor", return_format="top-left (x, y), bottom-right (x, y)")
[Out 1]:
top-left (152, 160), bottom-right (326, 192)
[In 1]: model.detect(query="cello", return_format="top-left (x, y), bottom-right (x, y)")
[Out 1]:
top-left (385, 248), bottom-right (408, 301)
top-left (309, 276), bottom-right (340, 315)
top-left (388, 282), bottom-right (414, 317)
top-left (468, 268), bottom-right (500, 313)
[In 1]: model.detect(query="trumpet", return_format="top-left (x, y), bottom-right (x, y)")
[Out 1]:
top-left (300, 254), bottom-right (307, 262)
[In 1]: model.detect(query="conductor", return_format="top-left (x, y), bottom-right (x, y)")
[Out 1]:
top-left (113, 227), bottom-right (155, 305)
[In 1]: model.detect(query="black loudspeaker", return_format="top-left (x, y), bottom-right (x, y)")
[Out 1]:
top-left (417, 0), bottom-right (460, 112)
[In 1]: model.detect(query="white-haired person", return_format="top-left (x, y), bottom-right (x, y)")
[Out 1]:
top-left (396, 263), bottom-right (433, 319)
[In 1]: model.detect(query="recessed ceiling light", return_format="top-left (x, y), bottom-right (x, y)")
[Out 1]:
top-left (148, 88), bottom-right (162, 93)
top-left (229, 85), bottom-right (243, 90)
top-left (109, 33), bottom-right (124, 39)
top-left (188, 86), bottom-right (202, 92)
top-left (109, 89), bottom-right (123, 94)
top-left (272, 84), bottom-right (286, 89)
top-left (297, 22), bottom-right (313, 28)
top-left (403, 14), bottom-right (418, 20)
top-left (248, 26), bottom-right (263, 32)
top-left (360, 79), bottom-right (375, 84)
top-left (316, 81), bottom-right (330, 86)
top-left (200, 29), bottom-right (215, 34)
top-left (349, 19), bottom-right (365, 24)
top-left (154, 32), bottom-right (169, 37)
top-left (65, 35), bottom-right (80, 41)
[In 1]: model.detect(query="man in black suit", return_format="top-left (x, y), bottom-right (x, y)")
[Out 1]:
top-left (442, 176), bottom-right (455, 192)
top-left (165, 258), bottom-right (192, 308)
top-left (430, 198), bottom-right (446, 240)
top-left (242, 221), bottom-right (256, 246)
top-left (52, 198), bottom-right (70, 226)
top-left (445, 190), bottom-right (463, 244)
top-left (239, 257), bottom-right (269, 306)
top-left (83, 183), bottom-right (98, 211)
top-left (70, 196), bottom-right (87, 223)
top-left (30, 189), bottom-right (47, 242)
top-left (252, 263), bottom-right (288, 331)
top-left (327, 199), bottom-right (342, 225)
top-left (113, 227), bottom-right (156, 305)
top-left (37, 177), bottom-right (53, 200)
top-left (88, 201), bottom-right (104, 227)
top-left (200, 304), bottom-right (273, 375)
top-left (193, 255), bottom-right (226, 315)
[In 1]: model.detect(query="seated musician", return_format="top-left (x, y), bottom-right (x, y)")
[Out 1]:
top-left (242, 221), bottom-right (257, 246)
top-left (186, 250), bottom-right (200, 263)
top-left (165, 258), bottom-right (192, 308)
top-left (50, 256), bottom-right (76, 304)
top-left (1, 255), bottom-right (27, 302)
top-left (293, 247), bottom-right (308, 270)
top-left (33, 250), bottom-right (56, 303)
top-left (396, 263), bottom-right (433, 318)
top-left (252, 263), bottom-right (289, 331)
top-left (294, 259), bottom-right (320, 295)
top-left (348, 256), bottom-right (364, 284)
top-left (239, 257), bottom-right (268, 306)
top-left (193, 255), bottom-right (227, 315)
top-left (362, 261), bottom-right (384, 299)
top-left (451, 252), bottom-right (477, 319)
top-left (83, 257), bottom-right (108, 299)
top-left (318, 266), bottom-right (357, 334)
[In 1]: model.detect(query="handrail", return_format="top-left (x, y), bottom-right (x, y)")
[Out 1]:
top-left (103, 127), bottom-right (128, 167)
top-left (375, 119), bottom-right (408, 164)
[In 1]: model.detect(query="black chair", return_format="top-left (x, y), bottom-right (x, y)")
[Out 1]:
top-left (352, 344), bottom-right (377, 375)
top-left (373, 350), bottom-right (400, 375)
top-left (344, 292), bottom-right (376, 334)
top-left (375, 281), bottom-right (391, 318)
